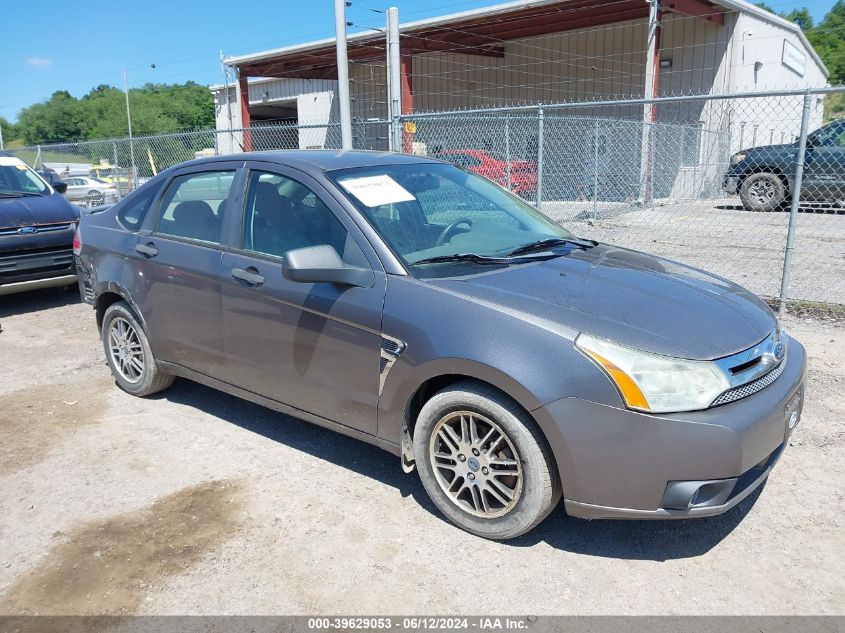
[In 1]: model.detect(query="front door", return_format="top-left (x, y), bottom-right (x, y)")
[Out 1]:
top-left (220, 164), bottom-right (385, 435)
top-left (803, 120), bottom-right (845, 202)
top-left (134, 163), bottom-right (241, 379)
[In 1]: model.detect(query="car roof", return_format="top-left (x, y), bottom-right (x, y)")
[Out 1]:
top-left (176, 150), bottom-right (441, 174)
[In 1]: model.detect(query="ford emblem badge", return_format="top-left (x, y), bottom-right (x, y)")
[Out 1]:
top-left (17, 226), bottom-right (38, 235)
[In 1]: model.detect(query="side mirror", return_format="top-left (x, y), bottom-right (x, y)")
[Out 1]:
top-left (282, 245), bottom-right (373, 288)
top-left (52, 180), bottom-right (68, 194)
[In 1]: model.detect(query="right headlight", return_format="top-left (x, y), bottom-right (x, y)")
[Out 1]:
top-left (575, 333), bottom-right (730, 414)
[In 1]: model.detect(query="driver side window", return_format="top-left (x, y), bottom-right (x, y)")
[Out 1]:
top-left (241, 170), bottom-right (348, 260)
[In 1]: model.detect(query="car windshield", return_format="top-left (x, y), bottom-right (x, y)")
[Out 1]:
top-left (330, 163), bottom-right (575, 277)
top-left (0, 159), bottom-right (49, 196)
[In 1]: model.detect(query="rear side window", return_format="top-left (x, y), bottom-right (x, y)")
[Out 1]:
top-left (117, 185), bottom-right (160, 231)
top-left (155, 171), bottom-right (235, 244)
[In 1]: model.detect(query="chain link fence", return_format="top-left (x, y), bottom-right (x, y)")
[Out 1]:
top-left (8, 87), bottom-right (844, 317)
top-left (402, 87), bottom-right (845, 318)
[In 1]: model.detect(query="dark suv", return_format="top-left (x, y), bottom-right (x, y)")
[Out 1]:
top-left (0, 153), bottom-right (79, 296)
top-left (724, 119), bottom-right (845, 211)
top-left (76, 151), bottom-right (805, 539)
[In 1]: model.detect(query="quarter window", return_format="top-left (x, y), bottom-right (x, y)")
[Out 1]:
top-left (241, 170), bottom-right (349, 260)
top-left (155, 170), bottom-right (235, 244)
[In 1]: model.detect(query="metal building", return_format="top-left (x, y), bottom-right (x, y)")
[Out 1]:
top-left (212, 0), bottom-right (827, 142)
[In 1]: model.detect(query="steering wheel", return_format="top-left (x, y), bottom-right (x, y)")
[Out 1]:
top-left (436, 218), bottom-right (473, 246)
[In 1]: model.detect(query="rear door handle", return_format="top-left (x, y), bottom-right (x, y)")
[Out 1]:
top-left (231, 267), bottom-right (265, 286)
top-left (135, 243), bottom-right (158, 257)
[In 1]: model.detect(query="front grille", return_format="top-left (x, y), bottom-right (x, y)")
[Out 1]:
top-left (0, 222), bottom-right (75, 237)
top-left (0, 247), bottom-right (74, 280)
top-left (711, 358), bottom-right (787, 406)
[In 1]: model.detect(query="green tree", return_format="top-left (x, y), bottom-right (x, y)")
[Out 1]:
top-left (808, 1), bottom-right (845, 84)
top-left (15, 82), bottom-right (215, 145)
top-left (17, 90), bottom-right (83, 145)
top-left (0, 116), bottom-right (17, 145)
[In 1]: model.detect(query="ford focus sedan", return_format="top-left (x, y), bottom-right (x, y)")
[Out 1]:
top-left (74, 151), bottom-right (806, 540)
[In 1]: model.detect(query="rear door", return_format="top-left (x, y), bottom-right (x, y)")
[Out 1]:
top-left (219, 162), bottom-right (386, 434)
top-left (133, 161), bottom-right (243, 380)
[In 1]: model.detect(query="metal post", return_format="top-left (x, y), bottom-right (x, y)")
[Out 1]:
top-left (387, 7), bottom-right (401, 152)
top-left (505, 113), bottom-right (511, 190)
top-left (778, 92), bottom-right (811, 315)
top-left (112, 142), bottom-right (121, 196)
top-left (593, 119), bottom-right (599, 219)
top-left (221, 50), bottom-right (235, 153)
top-left (123, 69), bottom-right (137, 190)
top-left (334, 0), bottom-right (353, 150)
top-left (536, 107), bottom-right (544, 210)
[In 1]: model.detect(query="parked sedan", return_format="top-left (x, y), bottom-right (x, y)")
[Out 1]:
top-left (63, 176), bottom-right (120, 207)
top-left (432, 149), bottom-right (537, 199)
top-left (75, 151), bottom-right (805, 539)
top-left (0, 152), bottom-right (79, 295)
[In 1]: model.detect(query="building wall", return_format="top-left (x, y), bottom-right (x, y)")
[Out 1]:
top-left (723, 11), bottom-right (828, 154)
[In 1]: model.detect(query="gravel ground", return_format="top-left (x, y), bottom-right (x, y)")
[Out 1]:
top-left (0, 287), bottom-right (842, 616)
top-left (544, 198), bottom-right (845, 309)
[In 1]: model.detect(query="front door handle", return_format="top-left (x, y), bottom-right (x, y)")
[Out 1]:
top-left (232, 267), bottom-right (265, 286)
top-left (135, 242), bottom-right (158, 257)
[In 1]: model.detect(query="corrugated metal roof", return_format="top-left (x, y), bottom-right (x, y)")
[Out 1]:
top-left (223, 0), bottom-right (827, 77)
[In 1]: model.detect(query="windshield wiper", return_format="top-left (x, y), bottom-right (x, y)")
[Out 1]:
top-left (410, 253), bottom-right (514, 266)
top-left (507, 237), bottom-right (597, 257)
top-left (0, 191), bottom-right (43, 198)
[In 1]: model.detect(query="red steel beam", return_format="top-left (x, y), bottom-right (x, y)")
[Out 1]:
top-left (401, 54), bottom-right (414, 153)
top-left (663, 0), bottom-right (725, 24)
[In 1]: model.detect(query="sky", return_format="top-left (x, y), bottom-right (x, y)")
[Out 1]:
top-left (0, 0), bottom-right (838, 122)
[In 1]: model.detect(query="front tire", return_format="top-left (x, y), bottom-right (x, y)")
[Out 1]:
top-left (740, 172), bottom-right (787, 212)
top-left (413, 380), bottom-right (561, 540)
top-left (101, 301), bottom-right (174, 397)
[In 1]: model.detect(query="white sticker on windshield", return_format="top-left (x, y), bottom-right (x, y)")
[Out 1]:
top-left (339, 174), bottom-right (416, 207)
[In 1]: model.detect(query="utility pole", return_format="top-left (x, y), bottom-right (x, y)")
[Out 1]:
top-left (220, 50), bottom-right (235, 153)
top-left (123, 68), bottom-right (137, 190)
top-left (0, 123), bottom-right (4, 150)
top-left (334, 0), bottom-right (353, 150)
top-left (387, 7), bottom-right (401, 152)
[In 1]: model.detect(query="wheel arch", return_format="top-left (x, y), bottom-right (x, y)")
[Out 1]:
top-left (95, 282), bottom-right (147, 333)
top-left (394, 362), bottom-right (562, 477)
top-left (737, 165), bottom-right (791, 193)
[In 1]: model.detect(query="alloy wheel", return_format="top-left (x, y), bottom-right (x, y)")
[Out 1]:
top-left (429, 410), bottom-right (523, 518)
top-left (748, 178), bottom-right (776, 205)
top-left (108, 316), bottom-right (145, 383)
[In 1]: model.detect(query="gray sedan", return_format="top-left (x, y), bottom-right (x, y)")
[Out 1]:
top-left (74, 151), bottom-right (806, 539)
top-left (62, 176), bottom-right (119, 207)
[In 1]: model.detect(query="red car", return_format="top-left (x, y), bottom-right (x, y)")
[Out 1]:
top-left (432, 149), bottom-right (537, 198)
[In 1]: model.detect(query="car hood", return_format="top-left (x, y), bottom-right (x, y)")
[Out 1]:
top-left (742, 142), bottom-right (797, 156)
top-left (0, 194), bottom-right (80, 229)
top-left (429, 244), bottom-right (775, 360)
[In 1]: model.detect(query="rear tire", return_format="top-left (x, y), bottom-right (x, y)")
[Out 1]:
top-left (101, 301), bottom-right (174, 397)
top-left (740, 172), bottom-right (787, 212)
top-left (413, 380), bottom-right (561, 540)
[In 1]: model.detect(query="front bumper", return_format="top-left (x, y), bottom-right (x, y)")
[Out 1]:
top-left (533, 335), bottom-right (807, 519)
top-left (723, 174), bottom-right (739, 194)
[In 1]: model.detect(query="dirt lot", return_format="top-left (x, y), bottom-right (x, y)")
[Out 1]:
top-left (0, 287), bottom-right (843, 616)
